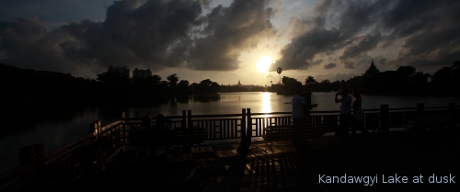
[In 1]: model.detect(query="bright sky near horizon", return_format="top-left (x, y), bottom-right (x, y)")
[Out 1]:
top-left (1, 0), bottom-right (459, 85)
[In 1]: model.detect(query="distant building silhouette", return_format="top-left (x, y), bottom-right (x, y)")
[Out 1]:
top-left (343, 60), bottom-right (381, 92)
top-left (237, 80), bottom-right (242, 87)
top-left (133, 68), bottom-right (152, 79)
top-left (108, 65), bottom-right (130, 78)
top-left (363, 59), bottom-right (380, 77)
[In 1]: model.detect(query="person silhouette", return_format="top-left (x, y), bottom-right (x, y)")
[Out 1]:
top-left (352, 90), bottom-right (369, 136)
top-left (292, 90), bottom-right (306, 125)
top-left (152, 114), bottom-right (170, 130)
top-left (335, 89), bottom-right (353, 137)
top-left (134, 115), bottom-right (153, 131)
top-left (304, 91), bottom-right (318, 124)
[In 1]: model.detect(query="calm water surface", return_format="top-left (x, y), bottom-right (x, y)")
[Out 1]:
top-left (1, 92), bottom-right (459, 173)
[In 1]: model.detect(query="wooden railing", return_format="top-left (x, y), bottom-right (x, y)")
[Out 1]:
top-left (0, 117), bottom-right (126, 192)
top-left (120, 102), bottom-right (458, 139)
top-left (1, 102), bottom-right (458, 191)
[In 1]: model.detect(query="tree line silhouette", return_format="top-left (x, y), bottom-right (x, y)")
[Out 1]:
top-left (0, 64), bottom-right (221, 106)
top-left (272, 61), bottom-right (460, 96)
top-left (1, 61), bottom-right (459, 106)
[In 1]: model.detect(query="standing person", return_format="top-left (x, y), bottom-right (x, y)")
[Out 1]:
top-left (335, 89), bottom-right (354, 137)
top-left (292, 90), bottom-right (306, 125)
top-left (292, 90), bottom-right (309, 151)
top-left (304, 91), bottom-right (318, 124)
top-left (352, 90), bottom-right (369, 136)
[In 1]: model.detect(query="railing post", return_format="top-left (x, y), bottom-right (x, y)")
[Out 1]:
top-left (449, 102), bottom-right (455, 129)
top-left (120, 112), bottom-right (126, 148)
top-left (237, 108), bottom-right (248, 156)
top-left (417, 103), bottom-right (424, 117)
top-left (240, 108), bottom-right (246, 141)
top-left (89, 122), bottom-right (98, 140)
top-left (19, 143), bottom-right (45, 191)
top-left (380, 104), bottom-right (389, 135)
top-left (187, 110), bottom-right (192, 128)
top-left (94, 120), bottom-right (101, 137)
top-left (182, 110), bottom-right (186, 128)
top-left (246, 108), bottom-right (252, 147)
top-left (93, 120), bottom-right (104, 171)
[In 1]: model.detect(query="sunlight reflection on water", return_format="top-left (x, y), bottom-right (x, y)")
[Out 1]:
top-left (2, 92), bottom-right (460, 174)
top-left (259, 92), bottom-right (274, 118)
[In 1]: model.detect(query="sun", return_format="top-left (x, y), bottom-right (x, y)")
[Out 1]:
top-left (256, 56), bottom-right (273, 74)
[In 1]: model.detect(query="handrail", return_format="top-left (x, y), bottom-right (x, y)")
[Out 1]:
top-left (1, 102), bottom-right (457, 192)
top-left (0, 164), bottom-right (32, 186)
top-left (0, 119), bottom-right (126, 192)
top-left (45, 134), bottom-right (94, 162)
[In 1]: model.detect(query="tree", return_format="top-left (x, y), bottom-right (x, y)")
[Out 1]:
top-left (452, 61), bottom-right (460, 69)
top-left (210, 82), bottom-right (220, 93)
top-left (167, 73), bottom-right (179, 87)
top-left (305, 76), bottom-right (317, 85)
top-left (320, 79), bottom-right (331, 84)
top-left (195, 79), bottom-right (220, 94)
top-left (177, 80), bottom-right (189, 93)
top-left (96, 71), bottom-right (130, 84)
top-left (151, 75), bottom-right (161, 83)
top-left (178, 80), bottom-right (189, 88)
top-left (397, 66), bottom-right (416, 77)
top-left (412, 72), bottom-right (429, 85)
top-left (282, 76), bottom-right (302, 94)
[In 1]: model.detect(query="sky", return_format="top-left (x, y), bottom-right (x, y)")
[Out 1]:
top-left (1, 0), bottom-right (459, 86)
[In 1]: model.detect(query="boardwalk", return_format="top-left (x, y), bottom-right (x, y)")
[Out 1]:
top-left (81, 129), bottom-right (459, 191)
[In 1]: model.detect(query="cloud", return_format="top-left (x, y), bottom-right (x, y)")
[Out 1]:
top-left (0, 0), bottom-right (274, 76)
top-left (391, 1), bottom-right (460, 70)
top-left (275, 0), bottom-right (385, 71)
top-left (2, 0), bottom-right (459, 80)
top-left (323, 63), bottom-right (336, 69)
top-left (0, 16), bottom-right (81, 73)
top-left (339, 31), bottom-right (381, 68)
top-left (276, 0), bottom-right (460, 73)
top-left (187, 0), bottom-right (275, 71)
top-left (0, 0), bottom-right (209, 76)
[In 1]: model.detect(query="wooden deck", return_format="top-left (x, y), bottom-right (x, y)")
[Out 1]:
top-left (80, 129), bottom-right (459, 191)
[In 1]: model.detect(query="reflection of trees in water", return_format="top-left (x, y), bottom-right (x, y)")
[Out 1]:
top-left (0, 103), bottom-right (95, 137)
top-left (193, 94), bottom-right (221, 103)
top-left (176, 95), bottom-right (190, 103)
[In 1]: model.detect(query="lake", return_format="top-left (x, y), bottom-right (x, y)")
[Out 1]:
top-left (1, 92), bottom-right (459, 173)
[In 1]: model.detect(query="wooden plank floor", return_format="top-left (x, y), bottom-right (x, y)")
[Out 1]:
top-left (81, 129), bottom-right (460, 191)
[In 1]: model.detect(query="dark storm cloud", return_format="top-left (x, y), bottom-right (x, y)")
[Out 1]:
top-left (389, 0), bottom-right (460, 69)
top-left (188, 0), bottom-right (274, 71)
top-left (0, 0), bottom-right (274, 76)
top-left (323, 63), bottom-right (336, 69)
top-left (276, 0), bottom-right (460, 72)
top-left (0, 16), bottom-right (77, 72)
top-left (276, 27), bottom-right (343, 70)
top-left (74, 0), bottom-right (204, 71)
top-left (339, 31), bottom-right (381, 68)
top-left (275, 0), bottom-right (385, 71)
top-left (381, 0), bottom-right (445, 37)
